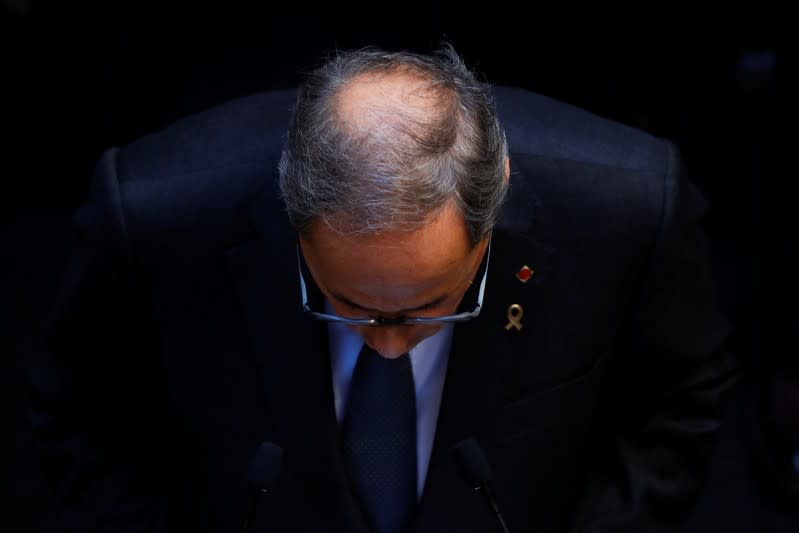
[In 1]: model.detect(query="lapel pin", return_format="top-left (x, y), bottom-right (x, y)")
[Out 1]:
top-left (515, 265), bottom-right (534, 283)
top-left (504, 304), bottom-right (524, 331)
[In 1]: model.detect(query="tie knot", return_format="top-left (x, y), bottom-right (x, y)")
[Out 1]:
top-left (359, 345), bottom-right (411, 368)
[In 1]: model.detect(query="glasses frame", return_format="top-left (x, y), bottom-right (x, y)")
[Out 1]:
top-left (296, 234), bottom-right (491, 326)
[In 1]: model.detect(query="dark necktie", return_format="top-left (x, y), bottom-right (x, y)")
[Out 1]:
top-left (343, 345), bottom-right (417, 533)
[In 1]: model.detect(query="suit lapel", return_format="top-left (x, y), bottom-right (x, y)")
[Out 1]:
top-left (225, 184), bottom-right (370, 532)
top-left (415, 171), bottom-right (559, 531)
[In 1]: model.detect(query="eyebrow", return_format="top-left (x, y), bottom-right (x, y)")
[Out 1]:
top-left (331, 292), bottom-right (451, 315)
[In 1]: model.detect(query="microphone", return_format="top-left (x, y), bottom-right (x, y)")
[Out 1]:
top-left (453, 437), bottom-right (510, 533)
top-left (241, 441), bottom-right (284, 533)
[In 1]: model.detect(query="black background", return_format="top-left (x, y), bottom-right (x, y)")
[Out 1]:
top-left (2, 2), bottom-right (795, 531)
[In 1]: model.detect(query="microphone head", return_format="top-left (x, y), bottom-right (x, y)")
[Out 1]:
top-left (247, 441), bottom-right (284, 492)
top-left (453, 437), bottom-right (492, 489)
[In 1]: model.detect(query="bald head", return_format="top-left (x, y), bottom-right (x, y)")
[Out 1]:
top-left (336, 70), bottom-right (450, 140)
top-left (278, 45), bottom-right (509, 245)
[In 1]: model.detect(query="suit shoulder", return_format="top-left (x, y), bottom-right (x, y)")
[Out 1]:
top-left (114, 89), bottom-right (296, 187)
top-left (89, 90), bottom-right (296, 245)
top-left (494, 85), bottom-right (672, 174)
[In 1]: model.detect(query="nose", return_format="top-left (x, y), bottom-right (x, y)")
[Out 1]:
top-left (361, 326), bottom-right (416, 359)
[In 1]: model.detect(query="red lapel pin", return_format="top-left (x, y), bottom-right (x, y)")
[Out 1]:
top-left (515, 265), bottom-right (534, 283)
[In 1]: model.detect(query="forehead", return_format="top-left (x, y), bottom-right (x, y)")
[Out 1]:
top-left (304, 205), bottom-right (471, 272)
top-left (300, 205), bottom-right (476, 311)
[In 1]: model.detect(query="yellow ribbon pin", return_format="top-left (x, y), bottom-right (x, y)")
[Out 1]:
top-left (504, 304), bottom-right (524, 331)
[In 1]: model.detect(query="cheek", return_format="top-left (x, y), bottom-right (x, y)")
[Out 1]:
top-left (405, 324), bottom-right (442, 346)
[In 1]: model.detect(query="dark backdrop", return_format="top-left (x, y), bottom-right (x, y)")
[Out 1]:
top-left (2, 3), bottom-right (794, 531)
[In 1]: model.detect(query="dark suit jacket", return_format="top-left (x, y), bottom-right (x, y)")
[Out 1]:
top-left (30, 86), bottom-right (737, 532)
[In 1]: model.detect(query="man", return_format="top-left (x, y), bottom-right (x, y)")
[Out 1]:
top-left (30, 45), bottom-right (737, 532)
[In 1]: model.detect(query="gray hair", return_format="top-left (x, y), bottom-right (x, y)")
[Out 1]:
top-left (277, 44), bottom-right (509, 246)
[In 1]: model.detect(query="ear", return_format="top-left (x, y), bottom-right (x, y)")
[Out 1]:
top-left (504, 157), bottom-right (511, 184)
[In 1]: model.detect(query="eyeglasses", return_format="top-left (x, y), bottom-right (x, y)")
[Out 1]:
top-left (296, 235), bottom-right (491, 326)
